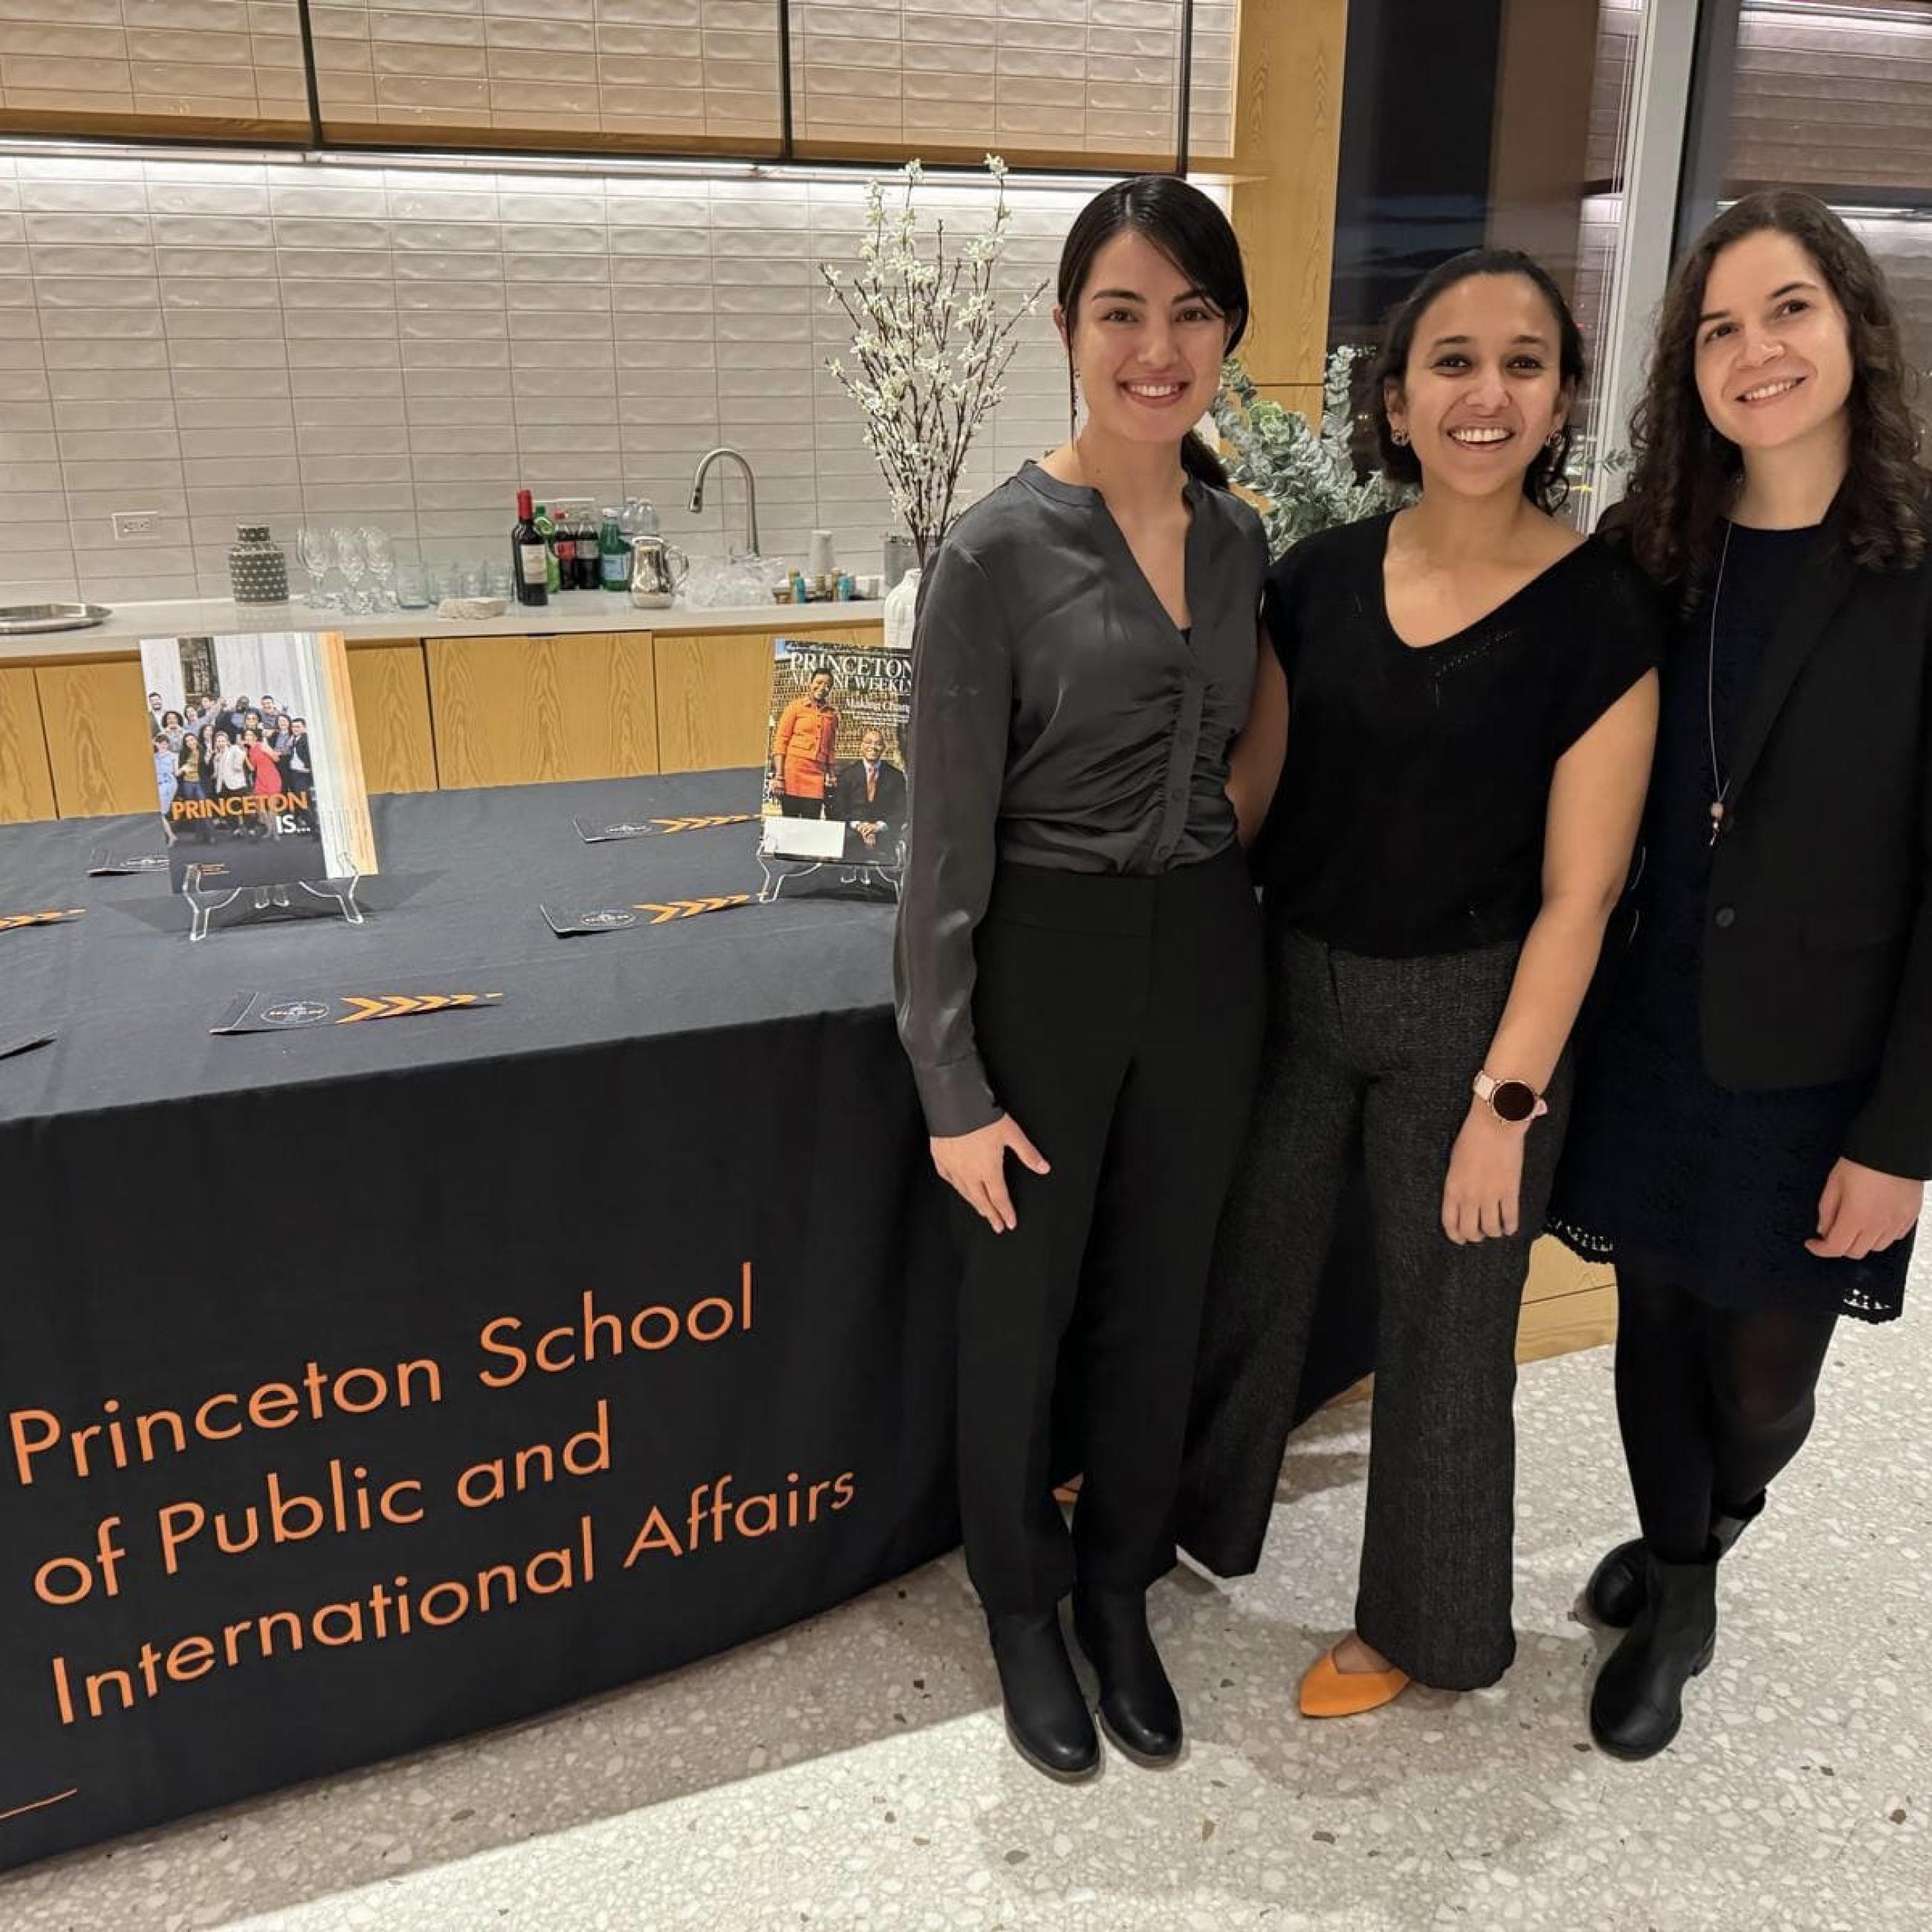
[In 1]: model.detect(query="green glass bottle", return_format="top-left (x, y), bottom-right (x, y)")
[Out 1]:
top-left (534, 502), bottom-right (560, 594)
top-left (599, 510), bottom-right (632, 591)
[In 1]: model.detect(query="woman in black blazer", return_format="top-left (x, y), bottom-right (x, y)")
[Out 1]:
top-left (1554, 191), bottom-right (1930, 1760)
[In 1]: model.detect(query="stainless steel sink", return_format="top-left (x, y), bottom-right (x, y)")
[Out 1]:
top-left (0, 603), bottom-right (111, 635)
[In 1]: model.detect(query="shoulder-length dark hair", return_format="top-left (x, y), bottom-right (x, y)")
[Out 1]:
top-left (1620, 192), bottom-right (1926, 601)
top-left (1058, 174), bottom-right (1249, 490)
top-left (1369, 247), bottom-right (1586, 514)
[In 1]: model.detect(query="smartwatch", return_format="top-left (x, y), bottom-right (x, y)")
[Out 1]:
top-left (1473, 1070), bottom-right (1549, 1126)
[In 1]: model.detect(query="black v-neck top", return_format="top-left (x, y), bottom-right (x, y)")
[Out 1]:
top-left (894, 459), bottom-right (1269, 1134)
top-left (1256, 510), bottom-right (1664, 958)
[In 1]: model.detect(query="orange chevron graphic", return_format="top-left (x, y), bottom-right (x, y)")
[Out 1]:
top-left (336, 992), bottom-right (503, 1023)
top-left (0, 910), bottom-right (84, 933)
top-left (633, 895), bottom-right (753, 924)
top-left (651, 814), bottom-right (759, 834)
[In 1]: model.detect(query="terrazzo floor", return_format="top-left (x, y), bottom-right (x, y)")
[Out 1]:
top-left (6, 1260), bottom-right (1928, 1932)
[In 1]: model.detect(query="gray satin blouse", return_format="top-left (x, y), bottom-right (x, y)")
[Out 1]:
top-left (893, 459), bottom-right (1269, 1136)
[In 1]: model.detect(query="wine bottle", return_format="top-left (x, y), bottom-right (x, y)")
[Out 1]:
top-left (512, 490), bottom-right (548, 607)
top-left (552, 507), bottom-right (577, 593)
top-left (578, 512), bottom-right (601, 591)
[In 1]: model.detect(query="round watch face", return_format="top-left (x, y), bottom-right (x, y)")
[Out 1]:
top-left (1491, 1080), bottom-right (1540, 1124)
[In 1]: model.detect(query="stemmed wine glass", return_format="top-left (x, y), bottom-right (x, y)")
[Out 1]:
top-left (359, 526), bottom-right (396, 613)
top-left (332, 527), bottom-right (367, 616)
top-left (298, 527), bottom-right (334, 609)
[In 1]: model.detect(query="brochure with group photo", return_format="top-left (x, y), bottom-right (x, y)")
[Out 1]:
top-left (760, 637), bottom-right (911, 864)
top-left (138, 632), bottom-right (379, 894)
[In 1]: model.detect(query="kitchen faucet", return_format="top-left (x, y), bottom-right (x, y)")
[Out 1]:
top-left (688, 447), bottom-right (761, 559)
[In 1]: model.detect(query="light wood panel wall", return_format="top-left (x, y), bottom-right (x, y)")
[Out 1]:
top-left (346, 643), bottom-right (438, 796)
top-left (427, 631), bottom-right (659, 790)
top-left (654, 625), bottom-right (880, 774)
top-left (1229, 0), bottom-right (1348, 392)
top-left (0, 667), bottom-right (54, 826)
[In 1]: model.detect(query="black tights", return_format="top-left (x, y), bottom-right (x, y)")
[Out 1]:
top-left (1613, 1267), bottom-right (1838, 1563)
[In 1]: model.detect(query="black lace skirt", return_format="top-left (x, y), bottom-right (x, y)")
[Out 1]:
top-left (1551, 896), bottom-right (1910, 1324)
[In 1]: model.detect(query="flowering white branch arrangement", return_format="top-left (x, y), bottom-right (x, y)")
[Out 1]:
top-left (822, 156), bottom-right (1048, 565)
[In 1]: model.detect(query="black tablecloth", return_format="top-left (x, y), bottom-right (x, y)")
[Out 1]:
top-left (0, 773), bottom-right (1371, 1871)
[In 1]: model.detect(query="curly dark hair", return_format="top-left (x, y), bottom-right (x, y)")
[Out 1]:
top-left (1369, 247), bottom-right (1585, 514)
top-left (1618, 191), bottom-right (1927, 603)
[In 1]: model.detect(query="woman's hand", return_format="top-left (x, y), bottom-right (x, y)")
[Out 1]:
top-left (1442, 1103), bottom-right (1528, 1245)
top-left (931, 1118), bottom-right (1051, 1234)
top-left (1806, 1157), bottom-right (1924, 1260)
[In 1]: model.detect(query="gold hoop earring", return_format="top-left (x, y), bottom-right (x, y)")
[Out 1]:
top-left (1546, 428), bottom-right (1564, 450)
top-left (1391, 427), bottom-right (1410, 447)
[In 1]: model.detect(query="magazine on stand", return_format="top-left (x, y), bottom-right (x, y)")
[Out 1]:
top-left (759, 637), bottom-right (911, 866)
top-left (137, 631), bottom-right (379, 893)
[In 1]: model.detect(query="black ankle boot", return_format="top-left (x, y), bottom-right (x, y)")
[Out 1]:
top-left (987, 1610), bottom-right (1098, 1781)
top-left (1072, 1588), bottom-right (1182, 1765)
top-left (1589, 1545), bottom-right (1719, 1760)
top-left (1583, 1491), bottom-right (1764, 1629)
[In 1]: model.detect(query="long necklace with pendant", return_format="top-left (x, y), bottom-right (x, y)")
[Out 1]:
top-left (1705, 518), bottom-right (1736, 846)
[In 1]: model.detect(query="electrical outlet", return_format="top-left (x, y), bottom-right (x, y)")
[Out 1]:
top-left (112, 510), bottom-right (159, 541)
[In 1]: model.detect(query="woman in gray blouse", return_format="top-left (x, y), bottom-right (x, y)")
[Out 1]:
top-left (893, 177), bottom-right (1273, 1780)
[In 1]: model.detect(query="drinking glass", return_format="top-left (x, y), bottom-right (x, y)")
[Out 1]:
top-left (359, 527), bottom-right (397, 613)
top-left (395, 560), bottom-right (429, 609)
top-left (333, 528), bottom-right (367, 616)
top-left (298, 527), bottom-right (334, 609)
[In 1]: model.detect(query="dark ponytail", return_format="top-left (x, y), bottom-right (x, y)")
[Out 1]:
top-left (1058, 174), bottom-right (1248, 492)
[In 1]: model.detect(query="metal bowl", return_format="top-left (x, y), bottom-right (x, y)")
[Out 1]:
top-left (0, 602), bottom-right (111, 635)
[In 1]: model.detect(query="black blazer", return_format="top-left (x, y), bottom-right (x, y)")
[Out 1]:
top-left (1642, 497), bottom-right (1932, 1179)
top-left (832, 758), bottom-right (906, 828)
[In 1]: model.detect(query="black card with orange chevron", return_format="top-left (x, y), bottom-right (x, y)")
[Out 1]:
top-left (211, 990), bottom-right (505, 1034)
top-left (539, 895), bottom-right (754, 936)
top-left (0, 909), bottom-right (84, 935)
top-left (571, 814), bottom-right (760, 843)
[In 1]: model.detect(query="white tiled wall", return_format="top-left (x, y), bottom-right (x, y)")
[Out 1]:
top-left (788, 1), bottom-right (1236, 162)
top-left (0, 151), bottom-right (1092, 604)
top-left (0, 0), bottom-right (308, 127)
top-left (0, 1), bottom-right (1237, 161)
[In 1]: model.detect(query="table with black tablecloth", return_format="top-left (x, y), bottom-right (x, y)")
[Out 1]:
top-left (0, 772), bottom-right (1369, 1870)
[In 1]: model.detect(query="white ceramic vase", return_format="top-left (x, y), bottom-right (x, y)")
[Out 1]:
top-left (882, 564), bottom-right (921, 653)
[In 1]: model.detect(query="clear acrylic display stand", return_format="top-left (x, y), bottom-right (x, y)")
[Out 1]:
top-left (756, 844), bottom-right (903, 904)
top-left (184, 866), bottom-right (364, 944)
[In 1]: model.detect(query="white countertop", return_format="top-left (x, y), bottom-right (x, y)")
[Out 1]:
top-left (0, 593), bottom-right (887, 664)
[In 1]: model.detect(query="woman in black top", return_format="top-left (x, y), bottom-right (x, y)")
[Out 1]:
top-left (1180, 250), bottom-right (1662, 1717)
top-left (1552, 193), bottom-right (1929, 1760)
top-left (895, 178), bottom-right (1271, 1780)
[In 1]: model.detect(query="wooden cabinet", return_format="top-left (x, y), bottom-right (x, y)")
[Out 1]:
top-left (2, 618), bottom-right (880, 820)
top-left (426, 630), bottom-right (659, 790)
top-left (35, 660), bottom-right (155, 820)
top-left (346, 642), bottom-right (438, 795)
top-left (653, 625), bottom-right (882, 774)
top-left (0, 667), bottom-right (56, 826)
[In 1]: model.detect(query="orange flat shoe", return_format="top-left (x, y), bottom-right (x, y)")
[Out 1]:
top-left (1298, 1643), bottom-right (1411, 1719)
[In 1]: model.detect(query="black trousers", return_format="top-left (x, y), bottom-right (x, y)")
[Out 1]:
top-left (958, 847), bottom-right (1264, 1618)
top-left (778, 794), bottom-right (824, 819)
top-left (1181, 929), bottom-right (1570, 1689)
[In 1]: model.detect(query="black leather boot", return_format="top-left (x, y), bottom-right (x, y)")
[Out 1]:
top-left (987, 1610), bottom-right (1098, 1781)
top-left (1072, 1588), bottom-right (1182, 1765)
top-left (1583, 1491), bottom-right (1764, 1628)
top-left (1589, 1545), bottom-right (1719, 1760)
